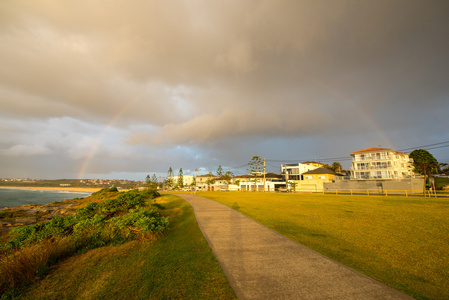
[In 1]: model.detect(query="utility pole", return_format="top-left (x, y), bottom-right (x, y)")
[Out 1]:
top-left (284, 163), bottom-right (289, 190)
top-left (263, 158), bottom-right (266, 192)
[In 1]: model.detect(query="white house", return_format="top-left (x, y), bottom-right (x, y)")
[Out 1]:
top-left (280, 162), bottom-right (322, 181)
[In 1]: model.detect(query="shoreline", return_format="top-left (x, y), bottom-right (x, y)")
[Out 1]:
top-left (0, 186), bottom-right (101, 193)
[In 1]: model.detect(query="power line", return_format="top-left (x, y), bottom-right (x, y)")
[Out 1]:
top-left (264, 140), bottom-right (449, 166)
top-left (422, 144), bottom-right (449, 151)
top-left (397, 140), bottom-right (449, 152)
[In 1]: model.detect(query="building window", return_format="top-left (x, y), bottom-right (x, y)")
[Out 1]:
top-left (357, 172), bottom-right (369, 179)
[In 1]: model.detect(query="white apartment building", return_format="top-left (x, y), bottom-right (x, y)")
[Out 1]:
top-left (349, 148), bottom-right (415, 180)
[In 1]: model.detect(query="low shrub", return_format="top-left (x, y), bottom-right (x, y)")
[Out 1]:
top-left (151, 203), bottom-right (165, 210)
top-left (0, 211), bottom-right (15, 219)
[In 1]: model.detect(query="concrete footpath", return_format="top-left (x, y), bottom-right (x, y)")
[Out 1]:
top-left (175, 193), bottom-right (413, 300)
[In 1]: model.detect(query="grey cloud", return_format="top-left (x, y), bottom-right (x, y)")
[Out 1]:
top-left (1, 0), bottom-right (449, 179)
top-left (129, 108), bottom-right (335, 147)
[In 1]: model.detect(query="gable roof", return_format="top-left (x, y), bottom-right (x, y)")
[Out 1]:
top-left (302, 168), bottom-right (336, 175)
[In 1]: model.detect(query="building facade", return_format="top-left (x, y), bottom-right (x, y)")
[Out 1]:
top-left (281, 162), bottom-right (322, 181)
top-left (349, 148), bottom-right (414, 180)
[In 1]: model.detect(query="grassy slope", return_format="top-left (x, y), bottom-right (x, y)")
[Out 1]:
top-left (198, 191), bottom-right (449, 300)
top-left (17, 194), bottom-right (236, 300)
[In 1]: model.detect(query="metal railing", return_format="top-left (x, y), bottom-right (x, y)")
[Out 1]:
top-left (319, 188), bottom-right (445, 197)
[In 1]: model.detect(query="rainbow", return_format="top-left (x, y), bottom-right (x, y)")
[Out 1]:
top-left (317, 82), bottom-right (395, 149)
top-left (77, 99), bottom-right (137, 179)
top-left (351, 102), bottom-right (395, 149)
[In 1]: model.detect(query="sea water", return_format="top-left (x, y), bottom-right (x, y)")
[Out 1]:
top-left (0, 189), bottom-right (92, 209)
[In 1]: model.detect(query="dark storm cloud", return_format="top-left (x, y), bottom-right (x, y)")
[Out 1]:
top-left (1, 0), bottom-right (448, 179)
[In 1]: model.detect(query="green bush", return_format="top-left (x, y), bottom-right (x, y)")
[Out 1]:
top-left (0, 211), bottom-right (15, 219)
top-left (151, 203), bottom-right (165, 210)
top-left (76, 202), bottom-right (100, 218)
top-left (3, 189), bottom-right (167, 252)
top-left (108, 208), bottom-right (169, 234)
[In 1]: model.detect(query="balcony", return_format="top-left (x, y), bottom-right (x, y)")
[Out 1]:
top-left (352, 165), bottom-right (391, 170)
top-left (353, 156), bottom-right (392, 162)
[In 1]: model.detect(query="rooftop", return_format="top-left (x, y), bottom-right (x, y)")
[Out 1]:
top-left (349, 147), bottom-right (393, 155)
top-left (302, 168), bottom-right (337, 175)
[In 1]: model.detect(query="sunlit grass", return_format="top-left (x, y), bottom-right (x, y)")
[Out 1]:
top-left (198, 191), bottom-right (449, 300)
top-left (15, 194), bottom-right (236, 300)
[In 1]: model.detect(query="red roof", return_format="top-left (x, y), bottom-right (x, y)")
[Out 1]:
top-left (349, 147), bottom-right (393, 155)
top-left (349, 147), bottom-right (410, 156)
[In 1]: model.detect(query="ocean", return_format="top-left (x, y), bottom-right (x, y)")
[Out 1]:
top-left (0, 188), bottom-right (92, 209)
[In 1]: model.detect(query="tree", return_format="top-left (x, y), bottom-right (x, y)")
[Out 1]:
top-left (216, 165), bottom-right (223, 177)
top-left (178, 168), bottom-right (184, 188)
top-left (322, 162), bottom-right (342, 172)
top-left (151, 174), bottom-right (158, 188)
top-left (439, 163), bottom-right (448, 175)
top-left (146, 174), bottom-right (158, 189)
top-left (221, 171), bottom-right (234, 185)
top-left (165, 167), bottom-right (174, 190)
top-left (288, 180), bottom-right (297, 192)
top-left (331, 162), bottom-right (342, 172)
top-left (248, 156), bottom-right (263, 191)
top-left (410, 149), bottom-right (439, 196)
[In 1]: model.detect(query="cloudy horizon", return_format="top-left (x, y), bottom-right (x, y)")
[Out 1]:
top-left (1, 0), bottom-right (448, 180)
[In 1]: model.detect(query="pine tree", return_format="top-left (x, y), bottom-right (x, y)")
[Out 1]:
top-left (178, 168), bottom-right (184, 188)
top-left (248, 156), bottom-right (263, 191)
top-left (217, 165), bottom-right (223, 177)
top-left (166, 167), bottom-right (174, 190)
top-left (151, 174), bottom-right (158, 189)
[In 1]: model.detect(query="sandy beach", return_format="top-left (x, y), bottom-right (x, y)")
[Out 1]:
top-left (0, 186), bottom-right (101, 193)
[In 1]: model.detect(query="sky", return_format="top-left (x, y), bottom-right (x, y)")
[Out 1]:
top-left (1, 0), bottom-right (449, 181)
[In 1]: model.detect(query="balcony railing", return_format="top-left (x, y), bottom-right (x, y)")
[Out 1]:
top-left (352, 166), bottom-right (391, 170)
top-left (353, 156), bottom-right (392, 162)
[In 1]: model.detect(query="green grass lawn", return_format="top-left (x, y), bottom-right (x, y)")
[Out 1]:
top-left (197, 191), bottom-right (449, 300)
top-left (15, 194), bottom-right (236, 300)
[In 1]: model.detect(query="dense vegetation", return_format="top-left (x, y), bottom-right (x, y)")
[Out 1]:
top-left (0, 188), bottom-right (168, 298)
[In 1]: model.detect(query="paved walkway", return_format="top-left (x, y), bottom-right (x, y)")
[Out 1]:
top-left (175, 193), bottom-right (414, 300)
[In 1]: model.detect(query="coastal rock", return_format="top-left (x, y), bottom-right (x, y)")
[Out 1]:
top-left (0, 202), bottom-right (79, 234)
top-left (14, 218), bottom-right (38, 226)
